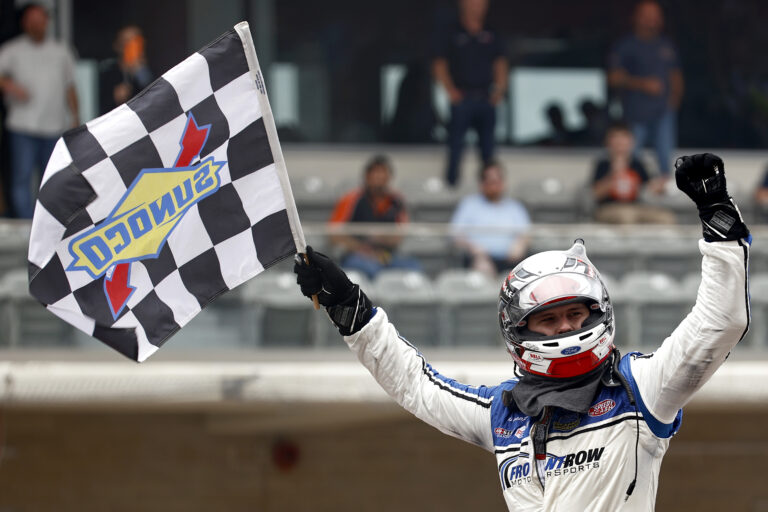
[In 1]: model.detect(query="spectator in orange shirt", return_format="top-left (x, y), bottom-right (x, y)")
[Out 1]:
top-left (591, 123), bottom-right (675, 224)
top-left (329, 155), bottom-right (422, 279)
top-left (99, 25), bottom-right (153, 114)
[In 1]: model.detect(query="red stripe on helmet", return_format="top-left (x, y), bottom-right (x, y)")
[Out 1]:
top-left (540, 295), bottom-right (577, 306)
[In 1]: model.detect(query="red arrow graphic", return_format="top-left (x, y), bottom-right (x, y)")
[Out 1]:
top-left (105, 115), bottom-right (210, 319)
top-left (105, 261), bottom-right (135, 318)
top-left (175, 115), bottom-right (210, 167)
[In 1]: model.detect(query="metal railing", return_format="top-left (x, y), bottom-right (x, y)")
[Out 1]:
top-left (2, 220), bottom-right (766, 354)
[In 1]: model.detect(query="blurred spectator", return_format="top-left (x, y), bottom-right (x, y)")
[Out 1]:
top-left (534, 103), bottom-right (576, 146)
top-left (450, 160), bottom-right (530, 278)
top-left (536, 101), bottom-right (611, 147)
top-left (99, 25), bottom-right (153, 115)
top-left (574, 99), bottom-right (611, 146)
top-left (0, 175), bottom-right (6, 216)
top-left (0, 3), bottom-right (78, 218)
top-left (754, 165), bottom-right (768, 220)
top-left (388, 60), bottom-right (436, 143)
top-left (591, 123), bottom-right (675, 224)
top-left (329, 155), bottom-right (421, 279)
top-left (432, 0), bottom-right (508, 187)
top-left (608, 0), bottom-right (683, 177)
top-left (0, 0), bottom-right (15, 217)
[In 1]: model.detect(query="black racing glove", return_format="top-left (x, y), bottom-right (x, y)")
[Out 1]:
top-left (674, 153), bottom-right (750, 242)
top-left (293, 246), bottom-right (373, 336)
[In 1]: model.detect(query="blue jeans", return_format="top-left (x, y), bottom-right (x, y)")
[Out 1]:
top-left (446, 96), bottom-right (496, 186)
top-left (341, 251), bottom-right (423, 281)
top-left (630, 111), bottom-right (676, 176)
top-left (8, 131), bottom-right (58, 218)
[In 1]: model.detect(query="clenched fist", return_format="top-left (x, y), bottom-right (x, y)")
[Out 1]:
top-left (674, 153), bottom-right (750, 242)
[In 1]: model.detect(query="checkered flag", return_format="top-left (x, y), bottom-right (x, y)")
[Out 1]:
top-left (27, 22), bottom-right (307, 362)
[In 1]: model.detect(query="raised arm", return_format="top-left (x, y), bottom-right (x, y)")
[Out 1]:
top-left (294, 247), bottom-right (494, 450)
top-left (346, 308), bottom-right (494, 450)
top-left (629, 154), bottom-right (750, 424)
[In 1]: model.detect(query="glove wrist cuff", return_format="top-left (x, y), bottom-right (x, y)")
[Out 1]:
top-left (697, 199), bottom-right (750, 242)
top-left (326, 285), bottom-right (373, 336)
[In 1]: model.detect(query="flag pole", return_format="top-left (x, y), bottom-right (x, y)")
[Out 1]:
top-left (301, 254), bottom-right (321, 310)
top-left (235, 22), bottom-right (319, 310)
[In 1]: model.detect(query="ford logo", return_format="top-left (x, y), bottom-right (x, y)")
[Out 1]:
top-left (561, 346), bottom-right (580, 355)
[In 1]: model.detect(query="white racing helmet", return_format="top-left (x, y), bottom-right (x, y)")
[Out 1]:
top-left (498, 239), bottom-right (615, 378)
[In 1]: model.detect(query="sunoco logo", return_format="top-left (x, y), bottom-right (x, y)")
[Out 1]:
top-left (589, 399), bottom-right (616, 417)
top-left (68, 157), bottom-right (222, 278)
top-left (66, 114), bottom-right (225, 318)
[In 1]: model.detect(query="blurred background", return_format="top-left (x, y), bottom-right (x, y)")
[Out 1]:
top-left (1, 0), bottom-right (768, 510)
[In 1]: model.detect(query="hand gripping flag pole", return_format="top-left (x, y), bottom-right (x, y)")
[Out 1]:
top-left (28, 22), bottom-right (314, 361)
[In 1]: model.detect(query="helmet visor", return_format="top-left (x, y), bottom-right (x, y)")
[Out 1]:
top-left (503, 273), bottom-right (606, 328)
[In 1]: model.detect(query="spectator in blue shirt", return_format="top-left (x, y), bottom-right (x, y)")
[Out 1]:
top-left (432, 0), bottom-right (508, 187)
top-left (450, 161), bottom-right (530, 277)
top-left (608, 0), bottom-right (683, 178)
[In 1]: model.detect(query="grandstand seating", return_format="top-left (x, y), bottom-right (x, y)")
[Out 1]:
top-left (514, 178), bottom-right (590, 223)
top-left (167, 291), bottom-right (246, 350)
top-left (291, 175), bottom-right (353, 222)
top-left (616, 271), bottom-right (694, 348)
top-left (434, 269), bottom-right (501, 347)
top-left (0, 223), bottom-right (29, 279)
top-left (637, 235), bottom-right (702, 276)
top-left (403, 176), bottom-right (462, 223)
top-left (371, 269), bottom-right (441, 346)
top-left (0, 268), bottom-right (77, 347)
top-left (398, 234), bottom-right (462, 278)
top-left (3, 257), bottom-right (765, 351)
top-left (747, 273), bottom-right (768, 349)
top-left (584, 229), bottom-right (644, 277)
top-left (3, 188), bottom-right (765, 352)
top-left (240, 271), bottom-right (315, 347)
top-left (749, 240), bottom-right (768, 274)
top-left (301, 227), bottom-right (723, 282)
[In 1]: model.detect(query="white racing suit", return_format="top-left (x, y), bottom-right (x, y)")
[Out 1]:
top-left (344, 240), bottom-right (750, 511)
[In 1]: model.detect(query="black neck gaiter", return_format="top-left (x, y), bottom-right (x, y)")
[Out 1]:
top-left (504, 356), bottom-right (614, 417)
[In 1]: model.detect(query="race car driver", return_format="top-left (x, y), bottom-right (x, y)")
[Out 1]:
top-left (294, 153), bottom-right (750, 511)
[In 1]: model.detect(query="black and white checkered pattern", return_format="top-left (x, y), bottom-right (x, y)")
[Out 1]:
top-left (28, 23), bottom-right (305, 361)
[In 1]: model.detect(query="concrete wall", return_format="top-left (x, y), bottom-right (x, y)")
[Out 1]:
top-left (1, 402), bottom-right (766, 511)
